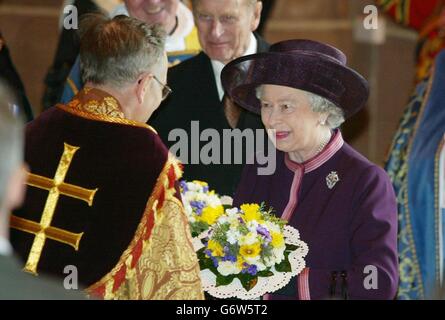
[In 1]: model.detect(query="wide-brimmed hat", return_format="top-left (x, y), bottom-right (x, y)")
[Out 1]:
top-left (221, 39), bottom-right (369, 119)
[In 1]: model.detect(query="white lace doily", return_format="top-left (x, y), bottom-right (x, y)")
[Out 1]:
top-left (194, 226), bottom-right (309, 300)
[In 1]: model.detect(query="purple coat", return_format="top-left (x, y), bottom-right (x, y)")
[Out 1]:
top-left (234, 131), bottom-right (399, 299)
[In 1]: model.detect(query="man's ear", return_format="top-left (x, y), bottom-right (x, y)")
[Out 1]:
top-left (251, 1), bottom-right (263, 32)
top-left (136, 73), bottom-right (152, 104)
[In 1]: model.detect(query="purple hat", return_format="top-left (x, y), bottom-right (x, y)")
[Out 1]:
top-left (221, 39), bottom-right (369, 119)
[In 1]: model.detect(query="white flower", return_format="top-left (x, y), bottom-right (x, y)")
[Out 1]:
top-left (227, 214), bottom-right (240, 227)
top-left (217, 215), bottom-right (229, 224)
top-left (272, 248), bottom-right (285, 264)
top-left (244, 255), bottom-right (261, 265)
top-left (226, 229), bottom-right (241, 245)
top-left (207, 194), bottom-right (222, 207)
top-left (255, 261), bottom-right (267, 272)
top-left (217, 261), bottom-right (241, 276)
top-left (225, 207), bottom-right (239, 216)
top-left (246, 221), bottom-right (259, 233)
top-left (263, 256), bottom-right (275, 267)
top-left (264, 221), bottom-right (281, 233)
top-left (220, 195), bottom-right (233, 206)
top-left (239, 232), bottom-right (258, 246)
top-left (186, 182), bottom-right (202, 192)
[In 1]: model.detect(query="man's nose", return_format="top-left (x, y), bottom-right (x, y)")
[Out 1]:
top-left (210, 20), bottom-right (224, 39)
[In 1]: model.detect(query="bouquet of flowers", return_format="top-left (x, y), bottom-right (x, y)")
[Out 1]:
top-left (196, 203), bottom-right (308, 299)
top-left (179, 180), bottom-right (226, 236)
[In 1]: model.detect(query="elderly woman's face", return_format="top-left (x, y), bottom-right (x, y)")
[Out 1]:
top-left (259, 85), bottom-right (323, 154)
top-left (125, 0), bottom-right (179, 31)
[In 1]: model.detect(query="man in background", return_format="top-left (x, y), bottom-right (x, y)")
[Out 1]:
top-left (150, 0), bottom-right (269, 196)
top-left (46, 0), bottom-right (201, 109)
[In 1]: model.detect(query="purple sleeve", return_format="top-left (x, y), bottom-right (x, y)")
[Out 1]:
top-left (306, 166), bottom-right (399, 300)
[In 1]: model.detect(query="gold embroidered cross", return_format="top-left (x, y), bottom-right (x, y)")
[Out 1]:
top-left (10, 143), bottom-right (98, 275)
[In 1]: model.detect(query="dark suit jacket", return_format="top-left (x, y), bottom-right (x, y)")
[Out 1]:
top-left (0, 254), bottom-right (86, 299)
top-left (0, 31), bottom-right (34, 122)
top-left (149, 35), bottom-right (270, 196)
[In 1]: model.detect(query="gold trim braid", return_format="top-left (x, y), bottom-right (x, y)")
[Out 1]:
top-left (57, 104), bottom-right (157, 134)
top-left (57, 87), bottom-right (158, 134)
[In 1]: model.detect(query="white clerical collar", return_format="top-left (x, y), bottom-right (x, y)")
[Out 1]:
top-left (211, 33), bottom-right (258, 101)
top-left (167, 1), bottom-right (195, 52)
top-left (111, 1), bottom-right (193, 52)
top-left (0, 236), bottom-right (13, 256)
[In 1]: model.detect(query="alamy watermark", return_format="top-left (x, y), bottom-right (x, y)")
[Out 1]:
top-left (363, 265), bottom-right (378, 290)
top-left (63, 5), bottom-right (78, 30)
top-left (63, 265), bottom-right (78, 290)
top-left (62, 4), bottom-right (380, 30)
top-left (363, 5), bottom-right (379, 30)
top-left (167, 121), bottom-right (277, 176)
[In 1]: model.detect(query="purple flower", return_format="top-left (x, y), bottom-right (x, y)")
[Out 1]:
top-left (203, 185), bottom-right (209, 193)
top-left (211, 256), bottom-right (219, 268)
top-left (190, 200), bottom-right (205, 215)
top-left (257, 226), bottom-right (271, 241)
top-left (241, 264), bottom-right (258, 276)
top-left (222, 254), bottom-right (237, 263)
top-left (205, 249), bottom-right (220, 267)
top-left (179, 180), bottom-right (188, 192)
top-left (246, 264), bottom-right (258, 276)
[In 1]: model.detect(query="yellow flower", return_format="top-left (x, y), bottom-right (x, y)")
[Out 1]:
top-left (192, 180), bottom-right (208, 187)
top-left (199, 205), bottom-right (224, 225)
top-left (240, 243), bottom-right (262, 259)
top-left (207, 240), bottom-right (224, 257)
top-left (236, 256), bottom-right (245, 270)
top-left (271, 232), bottom-right (285, 248)
top-left (240, 203), bottom-right (261, 222)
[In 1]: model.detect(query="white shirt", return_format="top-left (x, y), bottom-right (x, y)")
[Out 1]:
top-left (111, 1), bottom-right (195, 52)
top-left (0, 236), bottom-right (12, 256)
top-left (211, 33), bottom-right (258, 101)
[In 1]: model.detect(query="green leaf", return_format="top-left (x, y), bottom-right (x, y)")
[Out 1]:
top-left (285, 244), bottom-right (299, 252)
top-left (239, 276), bottom-right (258, 292)
top-left (190, 221), bottom-right (209, 237)
top-left (257, 270), bottom-right (274, 277)
top-left (216, 274), bottom-right (235, 287)
top-left (197, 248), bottom-right (206, 260)
top-left (275, 253), bottom-right (292, 272)
top-left (197, 249), bottom-right (216, 271)
top-left (235, 273), bottom-right (259, 292)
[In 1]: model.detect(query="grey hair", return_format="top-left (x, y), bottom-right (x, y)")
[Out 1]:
top-left (306, 92), bottom-right (345, 129)
top-left (0, 82), bottom-right (24, 209)
top-left (79, 13), bottom-right (166, 87)
top-left (255, 85), bottom-right (345, 129)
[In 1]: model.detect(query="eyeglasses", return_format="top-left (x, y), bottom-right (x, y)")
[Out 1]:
top-left (153, 75), bottom-right (172, 101)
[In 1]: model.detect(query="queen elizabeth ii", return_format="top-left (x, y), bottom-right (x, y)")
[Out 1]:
top-left (221, 39), bottom-right (399, 300)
